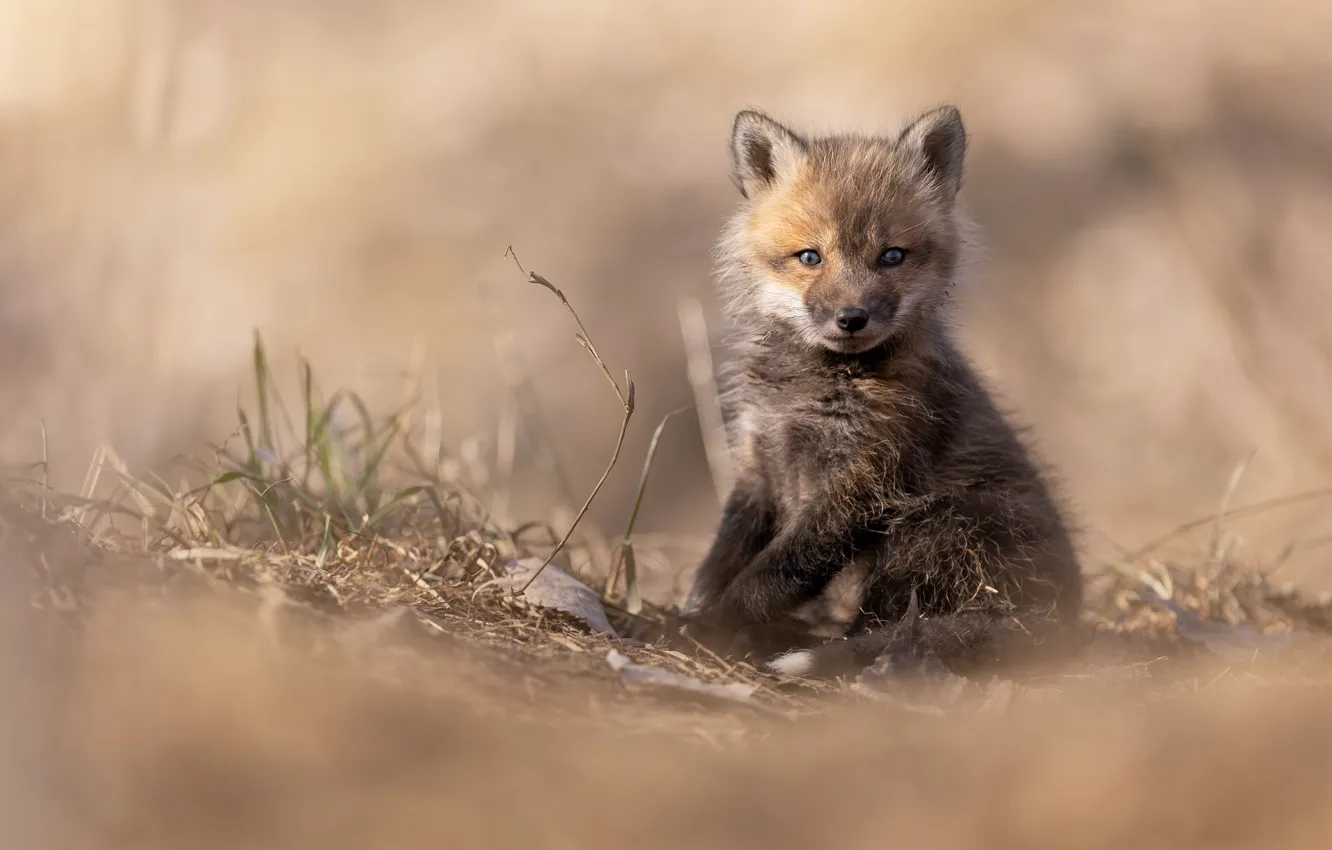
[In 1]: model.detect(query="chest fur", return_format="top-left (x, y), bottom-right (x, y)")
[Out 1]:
top-left (740, 368), bottom-right (894, 521)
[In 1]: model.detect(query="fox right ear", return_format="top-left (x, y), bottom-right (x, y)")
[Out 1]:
top-left (730, 110), bottom-right (807, 199)
top-left (897, 104), bottom-right (967, 200)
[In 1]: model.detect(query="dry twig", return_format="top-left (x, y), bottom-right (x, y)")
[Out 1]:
top-left (505, 247), bottom-right (636, 594)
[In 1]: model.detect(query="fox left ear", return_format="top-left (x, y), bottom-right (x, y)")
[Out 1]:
top-left (898, 104), bottom-right (967, 200)
top-left (730, 110), bottom-right (808, 199)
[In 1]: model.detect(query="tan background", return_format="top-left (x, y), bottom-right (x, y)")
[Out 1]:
top-left (2, 0), bottom-right (1331, 587)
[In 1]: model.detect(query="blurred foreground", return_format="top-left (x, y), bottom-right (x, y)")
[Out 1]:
top-left (4, 493), bottom-right (1332, 849)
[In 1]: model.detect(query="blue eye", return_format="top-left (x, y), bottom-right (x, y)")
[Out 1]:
top-left (878, 247), bottom-right (906, 267)
top-left (796, 249), bottom-right (822, 266)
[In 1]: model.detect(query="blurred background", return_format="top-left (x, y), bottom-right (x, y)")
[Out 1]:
top-left (2, 0), bottom-right (1332, 591)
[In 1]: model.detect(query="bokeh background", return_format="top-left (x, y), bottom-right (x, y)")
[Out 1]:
top-left (3, 0), bottom-right (1332, 590)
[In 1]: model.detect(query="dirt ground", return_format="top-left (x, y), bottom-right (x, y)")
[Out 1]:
top-left (6, 486), bottom-right (1332, 850)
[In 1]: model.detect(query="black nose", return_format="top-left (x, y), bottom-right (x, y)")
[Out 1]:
top-left (834, 307), bottom-right (870, 333)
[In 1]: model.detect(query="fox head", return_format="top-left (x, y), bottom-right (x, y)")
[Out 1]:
top-left (717, 105), bottom-right (970, 355)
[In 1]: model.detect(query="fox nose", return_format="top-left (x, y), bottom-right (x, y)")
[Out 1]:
top-left (834, 307), bottom-right (870, 333)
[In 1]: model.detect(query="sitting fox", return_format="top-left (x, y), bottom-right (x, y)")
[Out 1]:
top-left (683, 105), bottom-right (1083, 678)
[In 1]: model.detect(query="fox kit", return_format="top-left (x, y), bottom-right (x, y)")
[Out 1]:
top-left (684, 105), bottom-right (1083, 679)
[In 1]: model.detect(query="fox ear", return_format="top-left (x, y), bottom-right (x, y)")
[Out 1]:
top-left (898, 104), bottom-right (967, 199)
top-left (730, 110), bottom-right (808, 199)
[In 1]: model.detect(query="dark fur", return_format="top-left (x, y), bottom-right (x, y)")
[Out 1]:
top-left (684, 106), bottom-right (1083, 679)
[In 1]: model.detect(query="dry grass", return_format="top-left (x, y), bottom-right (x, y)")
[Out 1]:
top-left (3, 262), bottom-right (1332, 847)
top-left (7, 269), bottom-right (1332, 709)
top-left (7, 482), bottom-right (1332, 849)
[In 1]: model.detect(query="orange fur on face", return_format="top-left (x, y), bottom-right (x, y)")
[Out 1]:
top-left (745, 169), bottom-right (837, 288)
top-left (731, 147), bottom-right (961, 354)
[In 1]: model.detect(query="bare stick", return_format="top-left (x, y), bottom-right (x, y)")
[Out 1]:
top-left (506, 247), bottom-right (628, 408)
top-left (614, 406), bottom-right (692, 612)
top-left (624, 406), bottom-right (691, 540)
top-left (482, 258), bottom-right (580, 505)
top-left (520, 387), bottom-right (633, 594)
top-left (677, 297), bottom-right (732, 503)
top-left (1209, 449), bottom-right (1256, 563)
top-left (1273, 531), bottom-right (1332, 572)
top-left (507, 252), bottom-right (636, 594)
top-left (39, 418), bottom-right (49, 520)
top-left (492, 396), bottom-right (519, 523)
top-left (1127, 485), bottom-right (1332, 561)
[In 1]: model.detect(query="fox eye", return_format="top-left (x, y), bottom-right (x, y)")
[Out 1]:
top-left (795, 249), bottom-right (822, 266)
top-left (878, 247), bottom-right (907, 267)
